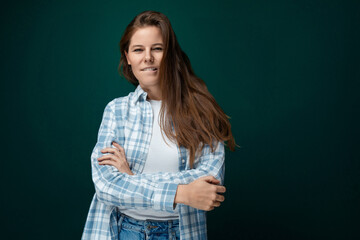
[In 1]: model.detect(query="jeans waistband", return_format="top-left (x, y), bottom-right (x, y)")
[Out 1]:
top-left (118, 213), bottom-right (179, 233)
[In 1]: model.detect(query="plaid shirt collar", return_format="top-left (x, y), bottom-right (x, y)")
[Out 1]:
top-left (131, 84), bottom-right (148, 104)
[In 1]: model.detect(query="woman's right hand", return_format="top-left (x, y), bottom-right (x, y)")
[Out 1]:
top-left (174, 176), bottom-right (226, 211)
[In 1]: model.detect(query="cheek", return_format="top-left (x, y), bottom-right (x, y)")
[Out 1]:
top-left (128, 54), bottom-right (141, 66)
top-left (156, 53), bottom-right (163, 61)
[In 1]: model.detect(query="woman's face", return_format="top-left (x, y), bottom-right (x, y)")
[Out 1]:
top-left (125, 26), bottom-right (164, 90)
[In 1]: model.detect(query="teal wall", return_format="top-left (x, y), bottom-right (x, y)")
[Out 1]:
top-left (1, 0), bottom-right (359, 239)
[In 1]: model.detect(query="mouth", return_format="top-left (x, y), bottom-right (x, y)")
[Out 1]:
top-left (141, 67), bottom-right (158, 72)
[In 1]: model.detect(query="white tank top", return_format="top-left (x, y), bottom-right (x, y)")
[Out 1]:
top-left (119, 99), bottom-right (180, 220)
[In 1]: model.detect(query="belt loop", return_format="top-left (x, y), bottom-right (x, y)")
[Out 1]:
top-left (118, 213), bottom-right (125, 234)
top-left (168, 220), bottom-right (173, 238)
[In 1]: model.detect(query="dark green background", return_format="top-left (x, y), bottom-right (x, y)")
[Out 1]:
top-left (1, 0), bottom-right (359, 239)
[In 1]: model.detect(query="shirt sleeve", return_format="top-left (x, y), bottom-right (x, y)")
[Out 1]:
top-left (91, 100), bottom-right (225, 211)
top-left (135, 141), bottom-right (225, 185)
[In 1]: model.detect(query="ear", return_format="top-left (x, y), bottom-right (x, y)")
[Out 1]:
top-left (124, 50), bottom-right (131, 65)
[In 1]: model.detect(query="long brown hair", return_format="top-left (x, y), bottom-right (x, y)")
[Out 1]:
top-left (118, 10), bottom-right (236, 168)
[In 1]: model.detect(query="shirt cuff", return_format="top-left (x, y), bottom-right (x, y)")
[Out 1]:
top-left (153, 182), bottom-right (179, 212)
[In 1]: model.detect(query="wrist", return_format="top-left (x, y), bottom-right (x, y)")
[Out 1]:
top-left (174, 184), bottom-right (189, 205)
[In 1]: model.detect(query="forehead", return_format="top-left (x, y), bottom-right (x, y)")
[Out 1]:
top-left (129, 26), bottom-right (163, 46)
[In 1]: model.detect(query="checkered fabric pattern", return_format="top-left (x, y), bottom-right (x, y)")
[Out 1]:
top-left (81, 85), bottom-right (225, 240)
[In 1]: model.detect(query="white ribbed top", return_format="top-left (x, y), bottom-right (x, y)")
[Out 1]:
top-left (119, 99), bottom-right (179, 220)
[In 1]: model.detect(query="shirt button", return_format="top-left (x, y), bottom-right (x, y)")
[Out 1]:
top-left (181, 159), bottom-right (185, 164)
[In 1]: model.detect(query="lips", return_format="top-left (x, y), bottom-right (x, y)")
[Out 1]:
top-left (141, 67), bottom-right (158, 71)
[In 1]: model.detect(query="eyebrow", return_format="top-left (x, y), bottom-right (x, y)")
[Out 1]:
top-left (130, 43), bottom-right (163, 49)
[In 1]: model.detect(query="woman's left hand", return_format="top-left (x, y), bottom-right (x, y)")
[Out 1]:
top-left (97, 141), bottom-right (134, 175)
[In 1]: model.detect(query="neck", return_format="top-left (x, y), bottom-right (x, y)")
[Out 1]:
top-left (142, 85), bottom-right (162, 100)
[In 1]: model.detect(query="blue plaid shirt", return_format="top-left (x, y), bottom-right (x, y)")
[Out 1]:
top-left (81, 85), bottom-right (225, 240)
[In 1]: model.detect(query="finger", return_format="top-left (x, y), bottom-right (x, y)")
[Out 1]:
top-left (112, 142), bottom-right (124, 152)
top-left (204, 176), bottom-right (220, 185)
top-left (213, 201), bottom-right (221, 207)
top-left (98, 160), bottom-right (116, 167)
top-left (112, 142), bottom-right (126, 158)
top-left (101, 147), bottom-right (121, 154)
top-left (206, 206), bottom-right (214, 211)
top-left (98, 155), bottom-right (120, 162)
top-left (201, 176), bottom-right (220, 184)
top-left (100, 147), bottom-right (121, 157)
top-left (112, 142), bottom-right (127, 160)
top-left (215, 194), bottom-right (225, 202)
top-left (215, 185), bottom-right (226, 193)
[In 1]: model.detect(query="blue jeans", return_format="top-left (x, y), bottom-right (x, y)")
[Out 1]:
top-left (117, 213), bottom-right (180, 240)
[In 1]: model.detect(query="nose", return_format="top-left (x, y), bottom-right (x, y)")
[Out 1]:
top-left (144, 48), bottom-right (154, 63)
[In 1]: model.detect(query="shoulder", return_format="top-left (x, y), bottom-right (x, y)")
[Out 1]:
top-left (106, 96), bottom-right (130, 110)
top-left (103, 89), bottom-right (138, 118)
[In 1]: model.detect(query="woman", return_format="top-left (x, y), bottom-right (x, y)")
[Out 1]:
top-left (82, 10), bottom-right (235, 240)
